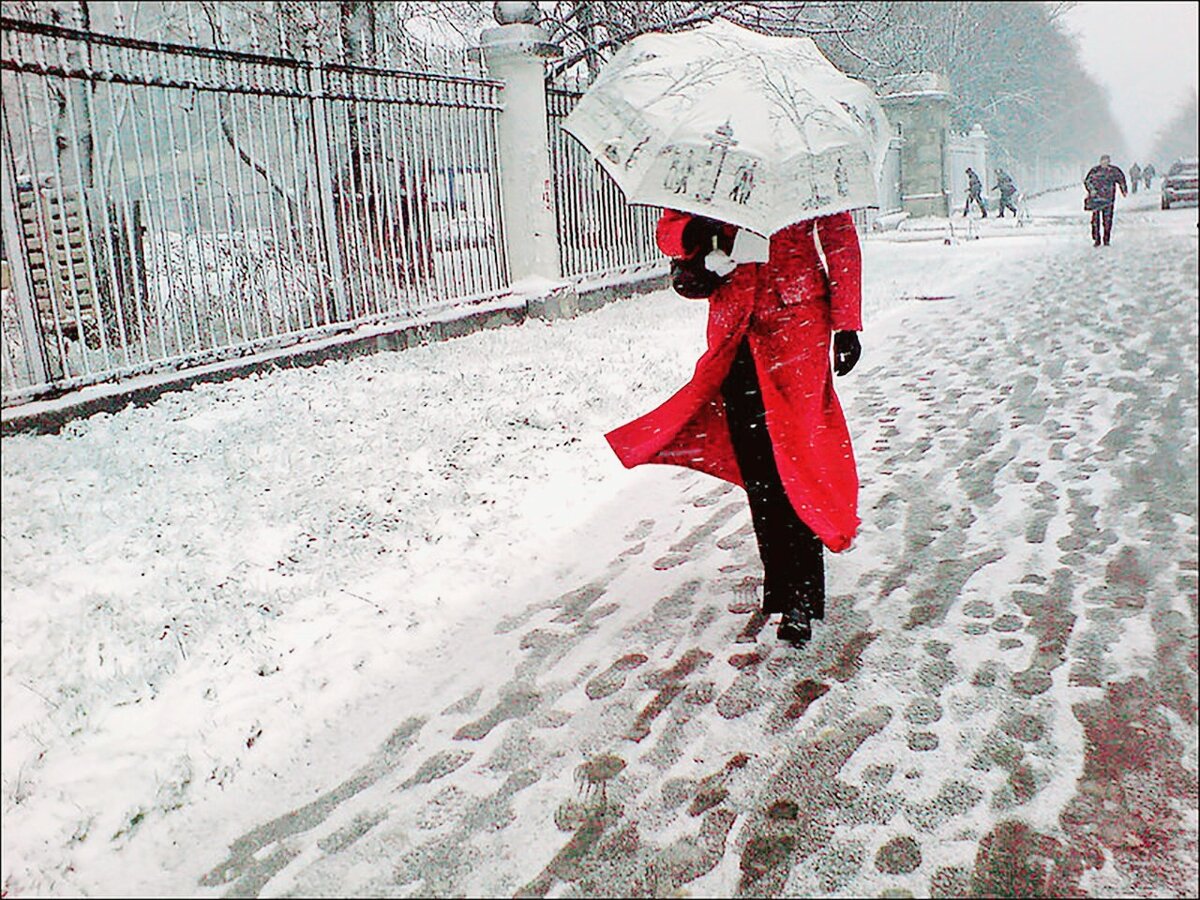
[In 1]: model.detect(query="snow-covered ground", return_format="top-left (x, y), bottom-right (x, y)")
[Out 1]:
top-left (2, 188), bottom-right (1197, 898)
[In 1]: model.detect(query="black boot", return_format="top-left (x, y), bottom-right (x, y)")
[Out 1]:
top-left (777, 608), bottom-right (812, 645)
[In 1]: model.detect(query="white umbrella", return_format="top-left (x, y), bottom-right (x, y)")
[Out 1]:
top-left (562, 19), bottom-right (892, 237)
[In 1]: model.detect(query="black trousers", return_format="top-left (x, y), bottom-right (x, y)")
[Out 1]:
top-left (996, 194), bottom-right (1018, 217)
top-left (1090, 205), bottom-right (1114, 244)
top-left (720, 338), bottom-right (825, 620)
top-left (963, 190), bottom-right (987, 216)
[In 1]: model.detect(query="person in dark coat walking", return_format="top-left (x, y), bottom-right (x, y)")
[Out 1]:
top-left (608, 209), bottom-right (864, 646)
top-left (1142, 163), bottom-right (1156, 189)
top-left (1084, 154), bottom-right (1128, 246)
top-left (992, 169), bottom-right (1019, 217)
top-left (963, 167), bottom-right (987, 217)
top-left (1129, 162), bottom-right (1142, 194)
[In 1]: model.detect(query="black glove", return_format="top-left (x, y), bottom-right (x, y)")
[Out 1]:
top-left (833, 330), bottom-right (861, 376)
top-left (681, 215), bottom-right (733, 256)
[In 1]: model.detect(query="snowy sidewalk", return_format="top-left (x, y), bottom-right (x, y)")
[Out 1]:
top-left (2, 191), bottom-right (1197, 897)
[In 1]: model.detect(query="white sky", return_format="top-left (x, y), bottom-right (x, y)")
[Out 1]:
top-left (1061, 1), bottom-right (1199, 162)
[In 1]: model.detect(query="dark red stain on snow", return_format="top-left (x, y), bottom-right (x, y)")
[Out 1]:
top-left (1009, 573), bottom-right (1076, 697)
top-left (741, 832), bottom-right (798, 883)
top-left (1151, 608), bottom-right (1198, 725)
top-left (1007, 761), bottom-right (1037, 804)
top-left (735, 608), bottom-right (770, 643)
top-left (688, 754), bottom-right (750, 817)
top-left (972, 675), bottom-right (1200, 898)
top-left (736, 706), bottom-right (891, 895)
top-left (970, 820), bottom-right (1101, 897)
top-left (823, 630), bottom-right (878, 682)
top-left (971, 550), bottom-right (1198, 897)
top-left (686, 755), bottom-right (751, 819)
top-left (728, 650), bottom-right (764, 670)
top-left (626, 648), bottom-right (712, 742)
top-left (522, 786), bottom-right (737, 896)
top-left (1056, 677), bottom-right (1199, 896)
top-left (784, 679), bottom-right (830, 719)
top-left (1104, 545), bottom-right (1148, 608)
top-left (517, 812), bottom-right (608, 898)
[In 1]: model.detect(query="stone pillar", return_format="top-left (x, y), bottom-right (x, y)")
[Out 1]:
top-left (480, 2), bottom-right (575, 317)
top-left (880, 73), bottom-right (952, 218)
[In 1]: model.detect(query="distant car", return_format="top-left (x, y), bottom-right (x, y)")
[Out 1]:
top-left (1161, 157), bottom-right (1198, 209)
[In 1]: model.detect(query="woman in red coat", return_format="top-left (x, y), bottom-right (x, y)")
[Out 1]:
top-left (606, 209), bottom-right (863, 645)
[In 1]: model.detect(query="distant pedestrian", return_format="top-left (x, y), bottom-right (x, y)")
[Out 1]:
top-left (992, 169), bottom-right (1019, 217)
top-left (963, 167), bottom-right (987, 217)
top-left (1129, 162), bottom-right (1142, 194)
top-left (1083, 154), bottom-right (1128, 247)
top-left (1142, 163), bottom-right (1156, 189)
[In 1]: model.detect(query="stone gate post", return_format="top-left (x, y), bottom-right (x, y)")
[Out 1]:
top-left (481, 2), bottom-right (575, 318)
top-left (880, 73), bottom-right (953, 218)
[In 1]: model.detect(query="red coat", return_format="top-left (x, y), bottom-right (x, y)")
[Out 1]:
top-left (605, 210), bottom-right (863, 552)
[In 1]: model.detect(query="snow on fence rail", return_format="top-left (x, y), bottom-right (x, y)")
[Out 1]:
top-left (546, 86), bottom-right (662, 284)
top-left (0, 16), bottom-right (509, 406)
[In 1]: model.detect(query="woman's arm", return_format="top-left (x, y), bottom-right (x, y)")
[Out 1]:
top-left (656, 210), bottom-right (736, 258)
top-left (656, 209), bottom-right (694, 258)
top-left (816, 212), bottom-right (863, 332)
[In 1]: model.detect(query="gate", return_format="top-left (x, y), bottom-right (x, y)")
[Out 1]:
top-left (1, 16), bottom-right (509, 406)
top-left (546, 84), bottom-right (661, 284)
top-left (945, 126), bottom-right (989, 215)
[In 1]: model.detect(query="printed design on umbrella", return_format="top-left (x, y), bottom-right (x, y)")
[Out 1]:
top-left (661, 122), bottom-right (756, 205)
top-left (624, 135), bottom-right (651, 169)
top-left (834, 157), bottom-right (849, 197)
top-left (597, 104), bottom-right (655, 171)
top-left (695, 121), bottom-right (738, 202)
top-left (729, 160), bottom-right (758, 204)
top-left (646, 56), bottom-right (744, 110)
top-left (663, 147), bottom-right (694, 194)
top-left (805, 166), bottom-right (831, 209)
top-left (755, 60), bottom-right (858, 209)
top-left (838, 100), bottom-right (886, 159)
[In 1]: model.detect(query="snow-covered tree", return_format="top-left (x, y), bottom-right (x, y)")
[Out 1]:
top-left (809, 2), bottom-right (1124, 168)
top-left (531, 2), bottom-right (1119, 171)
top-left (9, 1), bottom-right (1123, 189)
top-left (1150, 91), bottom-right (1199, 166)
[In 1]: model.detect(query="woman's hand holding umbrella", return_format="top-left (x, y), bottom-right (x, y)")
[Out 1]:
top-left (704, 249), bottom-right (737, 277)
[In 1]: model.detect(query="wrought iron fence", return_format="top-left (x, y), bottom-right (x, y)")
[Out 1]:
top-left (1, 17), bottom-right (509, 406)
top-left (546, 86), bottom-right (662, 285)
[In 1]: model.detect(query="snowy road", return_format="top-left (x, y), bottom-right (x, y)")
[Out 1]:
top-left (2, 191), bottom-right (1197, 897)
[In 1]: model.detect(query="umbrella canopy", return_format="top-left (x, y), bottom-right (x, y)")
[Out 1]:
top-left (562, 19), bottom-right (892, 237)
